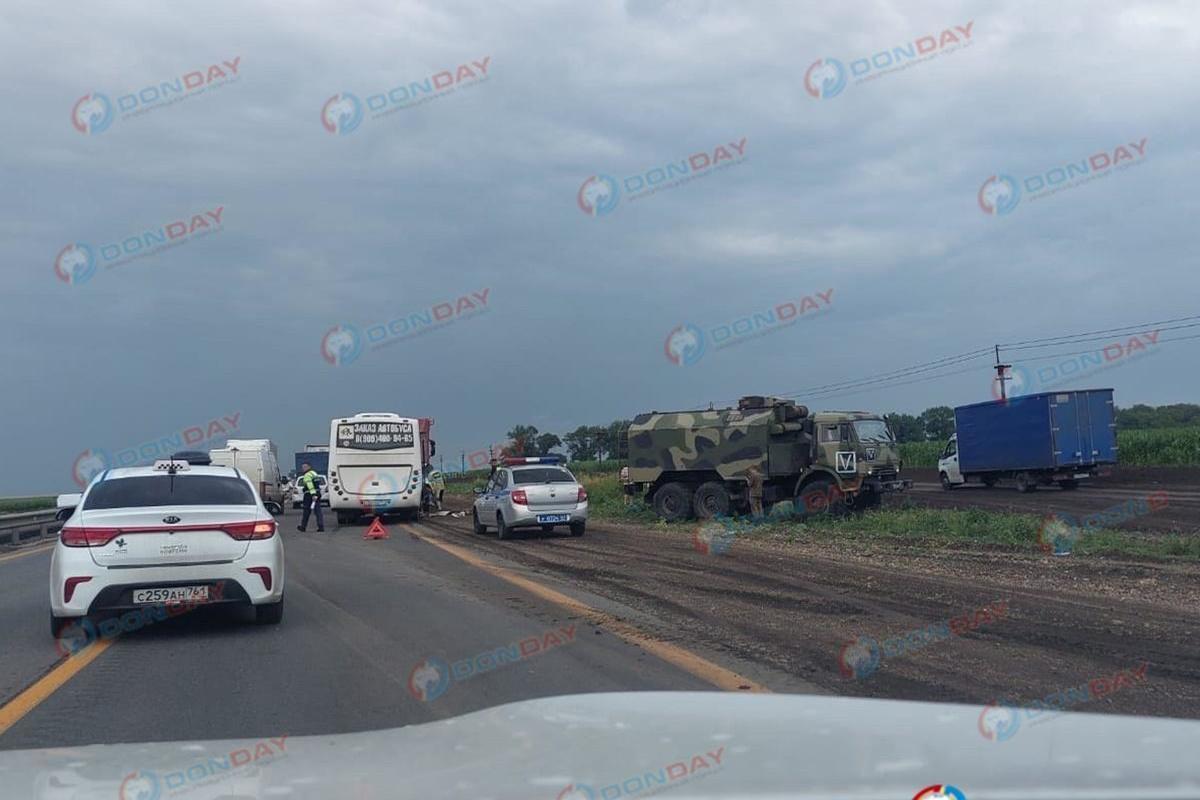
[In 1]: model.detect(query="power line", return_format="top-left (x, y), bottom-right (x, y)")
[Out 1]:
top-left (782, 351), bottom-right (994, 400)
top-left (707, 311), bottom-right (1200, 408)
top-left (1011, 330), bottom-right (1200, 365)
top-left (709, 346), bottom-right (993, 407)
top-left (999, 314), bottom-right (1200, 348)
top-left (1001, 321), bottom-right (1200, 353)
top-left (800, 363), bottom-right (994, 404)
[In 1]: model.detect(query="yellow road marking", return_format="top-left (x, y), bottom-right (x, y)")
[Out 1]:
top-left (413, 530), bottom-right (770, 693)
top-left (0, 639), bottom-right (114, 737)
top-left (0, 544), bottom-right (54, 564)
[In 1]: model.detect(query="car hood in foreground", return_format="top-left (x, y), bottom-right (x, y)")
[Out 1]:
top-left (1, 692), bottom-right (1197, 799)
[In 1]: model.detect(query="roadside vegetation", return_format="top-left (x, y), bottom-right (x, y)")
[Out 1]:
top-left (899, 427), bottom-right (1200, 467)
top-left (443, 462), bottom-right (1198, 561)
top-left (0, 497), bottom-right (55, 514)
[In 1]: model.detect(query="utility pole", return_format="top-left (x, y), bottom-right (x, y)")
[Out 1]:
top-left (993, 344), bottom-right (1012, 401)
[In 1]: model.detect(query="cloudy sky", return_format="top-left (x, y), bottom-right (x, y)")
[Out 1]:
top-left (2, 0), bottom-right (1197, 493)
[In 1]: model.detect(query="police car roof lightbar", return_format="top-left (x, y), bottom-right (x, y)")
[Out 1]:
top-left (501, 455), bottom-right (565, 465)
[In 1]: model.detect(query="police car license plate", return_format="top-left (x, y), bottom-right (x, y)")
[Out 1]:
top-left (536, 514), bottom-right (570, 524)
top-left (132, 585), bottom-right (209, 604)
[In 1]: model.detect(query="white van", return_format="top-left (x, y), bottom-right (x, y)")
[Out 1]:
top-left (209, 439), bottom-right (286, 512)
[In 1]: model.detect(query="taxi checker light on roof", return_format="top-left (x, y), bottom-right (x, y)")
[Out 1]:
top-left (153, 460), bottom-right (191, 471)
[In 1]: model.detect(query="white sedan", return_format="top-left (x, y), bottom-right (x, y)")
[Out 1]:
top-left (50, 459), bottom-right (285, 637)
top-left (472, 456), bottom-right (587, 539)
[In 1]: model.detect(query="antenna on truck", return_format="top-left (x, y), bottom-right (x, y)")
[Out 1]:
top-left (993, 344), bottom-right (1013, 401)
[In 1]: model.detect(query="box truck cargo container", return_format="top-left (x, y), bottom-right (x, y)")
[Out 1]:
top-left (937, 389), bottom-right (1117, 492)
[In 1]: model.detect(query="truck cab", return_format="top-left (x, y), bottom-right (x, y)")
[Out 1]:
top-left (937, 434), bottom-right (965, 488)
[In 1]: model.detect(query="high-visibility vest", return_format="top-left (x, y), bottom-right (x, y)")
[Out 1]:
top-left (301, 470), bottom-right (319, 494)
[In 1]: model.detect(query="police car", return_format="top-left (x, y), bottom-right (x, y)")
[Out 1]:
top-left (50, 459), bottom-right (286, 637)
top-left (290, 473), bottom-right (329, 508)
top-left (471, 456), bottom-right (587, 539)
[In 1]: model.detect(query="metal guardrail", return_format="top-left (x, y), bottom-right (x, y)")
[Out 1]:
top-left (0, 509), bottom-right (62, 547)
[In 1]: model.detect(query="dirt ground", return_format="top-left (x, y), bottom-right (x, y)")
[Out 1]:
top-left (901, 466), bottom-right (1200, 534)
top-left (427, 490), bottom-right (1200, 725)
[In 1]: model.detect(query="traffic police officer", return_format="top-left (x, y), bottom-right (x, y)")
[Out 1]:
top-left (297, 462), bottom-right (325, 532)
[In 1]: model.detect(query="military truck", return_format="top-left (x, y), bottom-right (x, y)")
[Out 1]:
top-left (626, 395), bottom-right (910, 521)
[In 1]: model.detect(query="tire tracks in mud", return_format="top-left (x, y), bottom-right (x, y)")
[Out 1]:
top-left (421, 508), bottom-right (1200, 719)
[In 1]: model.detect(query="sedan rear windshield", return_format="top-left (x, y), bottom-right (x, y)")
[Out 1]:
top-left (512, 468), bottom-right (575, 485)
top-left (84, 475), bottom-right (256, 509)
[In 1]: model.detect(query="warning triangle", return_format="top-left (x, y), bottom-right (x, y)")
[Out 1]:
top-left (364, 516), bottom-right (389, 540)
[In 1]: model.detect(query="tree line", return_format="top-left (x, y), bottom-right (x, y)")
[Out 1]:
top-left (497, 403), bottom-right (1200, 460)
top-left (503, 421), bottom-right (632, 462)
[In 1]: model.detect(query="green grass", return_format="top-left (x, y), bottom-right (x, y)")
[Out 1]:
top-left (499, 463), bottom-right (1198, 560)
top-left (443, 459), bottom-right (1199, 561)
top-left (0, 497), bottom-right (55, 514)
top-left (591, 496), bottom-right (1200, 562)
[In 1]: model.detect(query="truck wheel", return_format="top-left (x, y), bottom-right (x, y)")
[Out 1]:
top-left (940, 472), bottom-right (954, 491)
top-left (797, 479), bottom-right (842, 518)
top-left (1058, 479), bottom-right (1079, 491)
top-left (652, 483), bottom-right (692, 522)
top-left (982, 476), bottom-right (998, 488)
top-left (1016, 473), bottom-right (1039, 493)
top-left (692, 482), bottom-right (731, 519)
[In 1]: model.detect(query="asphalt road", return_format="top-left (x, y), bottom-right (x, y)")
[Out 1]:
top-left (5, 468), bottom-right (1199, 755)
top-left (0, 516), bottom-right (733, 752)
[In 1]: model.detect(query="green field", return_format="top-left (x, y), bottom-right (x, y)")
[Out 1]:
top-left (0, 497), bottom-right (55, 514)
top-left (900, 427), bottom-right (1200, 468)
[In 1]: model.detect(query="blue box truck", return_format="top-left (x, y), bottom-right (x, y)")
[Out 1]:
top-left (936, 389), bottom-right (1117, 492)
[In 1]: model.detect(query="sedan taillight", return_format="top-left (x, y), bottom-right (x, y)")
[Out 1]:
top-left (577, 487), bottom-right (588, 503)
top-left (511, 489), bottom-right (528, 505)
top-left (60, 526), bottom-right (120, 547)
top-left (224, 520), bottom-right (277, 540)
top-left (64, 576), bottom-right (92, 602)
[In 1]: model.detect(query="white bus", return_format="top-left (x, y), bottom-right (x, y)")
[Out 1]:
top-left (328, 412), bottom-right (423, 524)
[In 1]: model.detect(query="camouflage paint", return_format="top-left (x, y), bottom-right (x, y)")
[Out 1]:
top-left (627, 397), bottom-right (901, 494)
